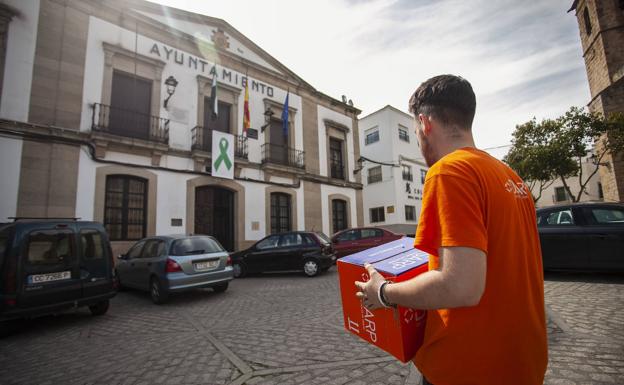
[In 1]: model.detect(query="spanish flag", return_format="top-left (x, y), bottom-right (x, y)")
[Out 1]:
top-left (243, 78), bottom-right (251, 137)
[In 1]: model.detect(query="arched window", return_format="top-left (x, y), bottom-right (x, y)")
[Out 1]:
top-left (332, 199), bottom-right (348, 234)
top-left (270, 193), bottom-right (291, 234)
top-left (104, 175), bottom-right (147, 240)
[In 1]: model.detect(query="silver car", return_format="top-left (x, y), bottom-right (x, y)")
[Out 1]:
top-left (115, 235), bottom-right (233, 304)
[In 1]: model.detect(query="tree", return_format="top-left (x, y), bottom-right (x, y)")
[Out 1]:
top-left (504, 107), bottom-right (624, 203)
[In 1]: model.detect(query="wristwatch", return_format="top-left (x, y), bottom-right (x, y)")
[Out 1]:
top-left (378, 281), bottom-right (396, 309)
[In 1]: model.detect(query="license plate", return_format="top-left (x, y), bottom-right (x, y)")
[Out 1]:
top-left (194, 260), bottom-right (219, 271)
top-left (27, 271), bottom-right (71, 284)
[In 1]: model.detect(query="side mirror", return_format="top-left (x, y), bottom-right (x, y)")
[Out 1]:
top-left (117, 254), bottom-right (126, 260)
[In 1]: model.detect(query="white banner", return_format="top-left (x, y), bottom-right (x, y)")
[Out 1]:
top-left (211, 131), bottom-right (235, 180)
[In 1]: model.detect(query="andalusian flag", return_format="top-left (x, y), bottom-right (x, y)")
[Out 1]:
top-left (210, 65), bottom-right (218, 120)
top-left (243, 78), bottom-right (250, 137)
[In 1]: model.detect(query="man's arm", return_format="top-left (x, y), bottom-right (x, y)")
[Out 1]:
top-left (355, 246), bottom-right (486, 310)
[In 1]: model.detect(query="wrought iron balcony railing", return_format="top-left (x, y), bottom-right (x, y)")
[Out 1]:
top-left (261, 143), bottom-right (305, 169)
top-left (191, 126), bottom-right (248, 159)
top-left (330, 161), bottom-right (345, 180)
top-left (91, 103), bottom-right (169, 144)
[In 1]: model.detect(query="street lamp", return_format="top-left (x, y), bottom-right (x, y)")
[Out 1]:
top-left (260, 108), bottom-right (275, 132)
top-left (163, 75), bottom-right (178, 108)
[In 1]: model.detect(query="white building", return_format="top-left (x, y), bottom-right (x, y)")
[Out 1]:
top-left (358, 105), bottom-right (427, 236)
top-left (532, 153), bottom-right (604, 208)
top-left (0, 0), bottom-right (364, 255)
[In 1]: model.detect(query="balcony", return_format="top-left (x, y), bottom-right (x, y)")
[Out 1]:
top-left (330, 160), bottom-right (345, 180)
top-left (261, 143), bottom-right (305, 169)
top-left (191, 126), bottom-right (248, 159)
top-left (91, 103), bottom-right (169, 144)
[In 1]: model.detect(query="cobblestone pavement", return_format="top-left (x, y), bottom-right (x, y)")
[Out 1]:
top-left (1, 269), bottom-right (622, 384)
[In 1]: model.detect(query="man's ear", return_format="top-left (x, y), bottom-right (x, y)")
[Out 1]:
top-left (418, 113), bottom-right (432, 135)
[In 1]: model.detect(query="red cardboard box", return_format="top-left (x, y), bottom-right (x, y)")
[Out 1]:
top-left (337, 237), bottom-right (429, 363)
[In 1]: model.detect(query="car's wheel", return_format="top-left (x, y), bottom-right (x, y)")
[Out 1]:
top-left (150, 277), bottom-right (169, 304)
top-left (89, 300), bottom-right (109, 316)
top-left (233, 263), bottom-right (246, 278)
top-left (213, 282), bottom-right (229, 293)
top-left (303, 259), bottom-right (320, 277)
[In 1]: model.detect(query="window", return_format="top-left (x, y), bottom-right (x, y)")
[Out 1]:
top-left (315, 232), bottom-right (332, 245)
top-left (554, 187), bottom-right (568, 202)
top-left (332, 199), bottom-right (348, 234)
top-left (26, 230), bottom-right (74, 265)
top-left (330, 138), bottom-right (345, 179)
top-left (257, 235), bottom-right (280, 250)
top-left (365, 129), bottom-right (379, 145)
top-left (361, 228), bottom-right (383, 239)
top-left (104, 175), bottom-right (148, 241)
top-left (301, 233), bottom-right (318, 246)
top-left (270, 193), bottom-right (292, 234)
top-left (171, 236), bottom-right (224, 255)
top-left (126, 241), bottom-right (145, 259)
top-left (402, 165), bottom-right (413, 181)
top-left (279, 233), bottom-right (303, 247)
top-left (583, 7), bottom-right (592, 36)
top-left (370, 207), bottom-right (385, 223)
top-left (544, 209), bottom-right (575, 225)
top-left (598, 182), bottom-right (604, 199)
top-left (110, 71), bottom-right (152, 140)
top-left (80, 230), bottom-right (105, 260)
top-left (589, 208), bottom-right (624, 224)
top-left (336, 229), bottom-right (359, 242)
top-left (421, 169), bottom-right (427, 184)
top-left (368, 166), bottom-right (382, 184)
top-left (0, 228), bottom-right (10, 263)
top-left (202, 100), bottom-right (232, 151)
top-left (405, 205), bottom-right (416, 221)
top-left (398, 125), bottom-right (409, 142)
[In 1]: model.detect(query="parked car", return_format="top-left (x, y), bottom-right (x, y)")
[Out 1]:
top-left (331, 227), bottom-right (404, 259)
top-left (230, 231), bottom-right (336, 277)
top-left (116, 235), bottom-right (233, 304)
top-left (0, 219), bottom-right (116, 322)
top-left (536, 202), bottom-right (624, 271)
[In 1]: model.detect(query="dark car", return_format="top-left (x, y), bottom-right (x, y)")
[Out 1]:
top-left (331, 227), bottom-right (404, 259)
top-left (0, 219), bottom-right (116, 322)
top-left (230, 231), bottom-right (336, 277)
top-left (116, 235), bottom-right (233, 304)
top-left (536, 202), bottom-right (624, 271)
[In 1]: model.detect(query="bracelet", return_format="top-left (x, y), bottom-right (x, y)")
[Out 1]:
top-left (378, 281), bottom-right (396, 309)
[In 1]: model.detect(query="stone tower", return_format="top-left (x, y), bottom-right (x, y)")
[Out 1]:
top-left (569, 0), bottom-right (624, 202)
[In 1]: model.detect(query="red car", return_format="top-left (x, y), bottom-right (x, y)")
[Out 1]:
top-left (331, 227), bottom-right (404, 259)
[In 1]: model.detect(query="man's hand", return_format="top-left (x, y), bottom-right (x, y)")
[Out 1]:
top-left (354, 263), bottom-right (385, 310)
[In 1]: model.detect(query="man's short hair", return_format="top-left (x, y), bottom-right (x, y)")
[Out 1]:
top-left (408, 75), bottom-right (476, 130)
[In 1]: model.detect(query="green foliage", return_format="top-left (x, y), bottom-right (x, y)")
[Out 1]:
top-left (504, 107), bottom-right (624, 203)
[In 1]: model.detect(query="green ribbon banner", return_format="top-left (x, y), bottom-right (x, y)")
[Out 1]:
top-left (214, 137), bottom-right (232, 171)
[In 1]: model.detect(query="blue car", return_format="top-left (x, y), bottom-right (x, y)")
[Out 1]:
top-left (116, 235), bottom-right (233, 304)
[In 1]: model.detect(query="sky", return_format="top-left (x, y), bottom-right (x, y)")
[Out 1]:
top-left (149, 0), bottom-right (591, 159)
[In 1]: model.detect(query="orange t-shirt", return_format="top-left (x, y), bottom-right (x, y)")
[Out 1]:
top-left (414, 147), bottom-right (547, 385)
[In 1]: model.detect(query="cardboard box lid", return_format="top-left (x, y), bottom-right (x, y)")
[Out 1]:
top-left (340, 237), bottom-right (418, 266)
top-left (372, 247), bottom-right (429, 275)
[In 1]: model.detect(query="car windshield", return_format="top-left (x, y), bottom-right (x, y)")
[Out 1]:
top-left (315, 232), bottom-right (331, 245)
top-left (170, 237), bottom-right (224, 256)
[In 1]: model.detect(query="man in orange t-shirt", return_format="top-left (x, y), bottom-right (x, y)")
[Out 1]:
top-left (355, 75), bottom-right (547, 385)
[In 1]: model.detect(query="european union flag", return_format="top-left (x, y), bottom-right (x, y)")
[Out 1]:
top-left (281, 91), bottom-right (289, 137)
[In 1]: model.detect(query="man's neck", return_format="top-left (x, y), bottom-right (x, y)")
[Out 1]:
top-left (436, 135), bottom-right (476, 159)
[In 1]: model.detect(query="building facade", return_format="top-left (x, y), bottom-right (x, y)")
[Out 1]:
top-left (358, 105), bottom-right (426, 236)
top-left (531, 153), bottom-right (604, 208)
top-left (570, 0), bottom-right (624, 202)
top-left (0, 0), bottom-right (363, 255)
